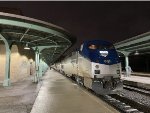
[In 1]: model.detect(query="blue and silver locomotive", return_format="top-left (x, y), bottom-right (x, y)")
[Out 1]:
top-left (54, 40), bottom-right (123, 95)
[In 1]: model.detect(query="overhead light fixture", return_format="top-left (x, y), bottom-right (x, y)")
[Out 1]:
top-left (134, 50), bottom-right (139, 55)
top-left (24, 43), bottom-right (30, 50)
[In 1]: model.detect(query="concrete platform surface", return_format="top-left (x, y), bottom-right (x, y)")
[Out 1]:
top-left (121, 75), bottom-right (150, 89)
top-left (31, 69), bottom-right (120, 113)
top-left (121, 75), bottom-right (150, 84)
top-left (0, 76), bottom-right (41, 113)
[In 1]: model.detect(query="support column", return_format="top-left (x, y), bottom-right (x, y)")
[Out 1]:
top-left (37, 52), bottom-right (40, 80)
top-left (0, 34), bottom-right (11, 86)
top-left (125, 55), bottom-right (129, 77)
top-left (34, 49), bottom-right (40, 83)
top-left (118, 51), bottom-right (131, 77)
top-left (32, 46), bottom-right (58, 82)
top-left (42, 60), bottom-right (48, 73)
top-left (39, 54), bottom-right (43, 78)
top-left (3, 46), bottom-right (11, 86)
top-left (37, 46), bottom-right (54, 76)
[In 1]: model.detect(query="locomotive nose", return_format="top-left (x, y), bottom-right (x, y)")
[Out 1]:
top-left (92, 77), bottom-right (123, 95)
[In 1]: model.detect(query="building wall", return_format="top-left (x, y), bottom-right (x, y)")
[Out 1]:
top-left (0, 44), bottom-right (35, 83)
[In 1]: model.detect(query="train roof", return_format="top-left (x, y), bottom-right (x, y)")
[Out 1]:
top-left (82, 40), bottom-right (113, 46)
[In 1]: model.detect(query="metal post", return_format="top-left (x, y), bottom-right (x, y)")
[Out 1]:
top-left (3, 46), bottom-right (11, 86)
top-left (39, 53), bottom-right (43, 78)
top-left (37, 46), bottom-right (55, 76)
top-left (125, 55), bottom-right (129, 77)
top-left (33, 46), bottom-right (59, 81)
top-left (34, 49), bottom-right (39, 82)
top-left (118, 51), bottom-right (130, 77)
top-left (0, 34), bottom-right (11, 86)
top-left (43, 61), bottom-right (48, 73)
top-left (37, 52), bottom-right (40, 80)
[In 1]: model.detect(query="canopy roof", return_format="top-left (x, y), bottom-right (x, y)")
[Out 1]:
top-left (0, 12), bottom-right (76, 63)
top-left (114, 31), bottom-right (150, 55)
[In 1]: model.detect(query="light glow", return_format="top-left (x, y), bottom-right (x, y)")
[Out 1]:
top-left (134, 50), bottom-right (139, 55)
top-left (99, 51), bottom-right (108, 57)
top-left (24, 43), bottom-right (30, 50)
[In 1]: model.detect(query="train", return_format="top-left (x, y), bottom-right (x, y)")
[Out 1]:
top-left (52, 40), bottom-right (123, 95)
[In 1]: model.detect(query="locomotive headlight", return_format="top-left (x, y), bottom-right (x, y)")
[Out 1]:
top-left (99, 51), bottom-right (108, 57)
top-left (95, 65), bottom-right (99, 69)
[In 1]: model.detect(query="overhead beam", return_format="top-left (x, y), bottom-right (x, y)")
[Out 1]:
top-left (0, 19), bottom-right (71, 45)
top-left (29, 35), bottom-right (53, 43)
top-left (2, 31), bottom-right (43, 39)
top-left (2, 31), bottom-right (61, 46)
top-left (127, 45), bottom-right (150, 52)
top-left (32, 45), bottom-right (60, 52)
top-left (118, 42), bottom-right (150, 51)
top-left (20, 28), bottom-right (30, 41)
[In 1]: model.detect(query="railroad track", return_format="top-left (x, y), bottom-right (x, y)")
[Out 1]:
top-left (98, 85), bottom-right (150, 113)
top-left (101, 94), bottom-right (146, 113)
top-left (123, 85), bottom-right (150, 96)
top-left (60, 72), bottom-right (150, 113)
top-left (92, 85), bottom-right (150, 113)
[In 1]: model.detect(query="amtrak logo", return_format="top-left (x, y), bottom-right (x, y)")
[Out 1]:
top-left (104, 60), bottom-right (111, 63)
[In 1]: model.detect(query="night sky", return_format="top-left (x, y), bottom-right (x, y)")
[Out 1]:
top-left (1, 2), bottom-right (150, 47)
top-left (0, 1), bottom-right (150, 72)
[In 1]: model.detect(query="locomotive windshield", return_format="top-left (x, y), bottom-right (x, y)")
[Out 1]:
top-left (82, 40), bottom-right (120, 65)
top-left (99, 45), bottom-right (114, 50)
top-left (88, 44), bottom-right (97, 49)
top-left (88, 44), bottom-right (114, 50)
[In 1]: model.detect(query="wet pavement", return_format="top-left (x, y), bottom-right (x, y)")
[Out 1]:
top-left (0, 76), bottom-right (42, 113)
top-left (31, 69), bottom-right (120, 113)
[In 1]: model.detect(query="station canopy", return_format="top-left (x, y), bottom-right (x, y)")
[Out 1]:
top-left (0, 12), bottom-right (75, 63)
top-left (114, 32), bottom-right (150, 56)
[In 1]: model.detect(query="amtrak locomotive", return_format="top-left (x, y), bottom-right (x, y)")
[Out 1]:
top-left (53, 40), bottom-right (123, 95)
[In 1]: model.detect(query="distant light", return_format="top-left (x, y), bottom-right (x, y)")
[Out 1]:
top-left (24, 43), bottom-right (30, 50)
top-left (134, 50), bottom-right (139, 55)
top-left (24, 47), bottom-right (30, 50)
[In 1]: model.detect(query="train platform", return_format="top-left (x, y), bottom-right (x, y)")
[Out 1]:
top-left (30, 69), bottom-right (120, 113)
top-left (0, 76), bottom-right (41, 113)
top-left (121, 74), bottom-right (150, 89)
